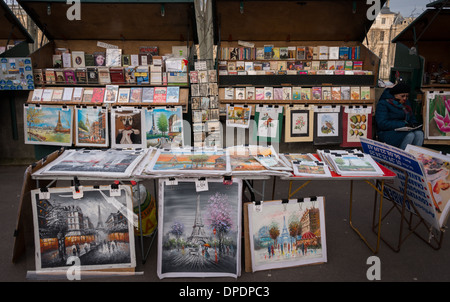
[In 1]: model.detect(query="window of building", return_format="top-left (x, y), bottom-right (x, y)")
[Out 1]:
top-left (382, 18), bottom-right (386, 24)
top-left (380, 31), bottom-right (385, 41)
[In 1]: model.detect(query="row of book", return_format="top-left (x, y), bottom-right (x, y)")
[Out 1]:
top-left (30, 85), bottom-right (181, 104)
top-left (219, 45), bottom-right (361, 61)
top-left (33, 66), bottom-right (188, 86)
top-left (223, 86), bottom-right (371, 101)
top-left (219, 59), bottom-right (364, 74)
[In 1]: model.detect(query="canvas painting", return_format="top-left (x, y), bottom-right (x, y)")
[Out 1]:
top-left (146, 148), bottom-right (230, 175)
top-left (226, 104), bottom-right (252, 128)
top-left (245, 197), bottom-right (327, 272)
top-left (24, 104), bottom-right (73, 146)
top-left (75, 106), bottom-right (109, 147)
top-left (254, 105), bottom-right (283, 143)
top-left (111, 107), bottom-right (146, 149)
top-left (144, 106), bottom-right (184, 149)
top-left (35, 148), bottom-right (147, 178)
top-left (285, 105), bottom-right (314, 142)
top-left (157, 178), bottom-right (242, 278)
top-left (31, 185), bottom-right (136, 271)
top-left (425, 90), bottom-right (450, 139)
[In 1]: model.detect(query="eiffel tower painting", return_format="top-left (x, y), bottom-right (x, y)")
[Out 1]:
top-left (187, 194), bottom-right (209, 245)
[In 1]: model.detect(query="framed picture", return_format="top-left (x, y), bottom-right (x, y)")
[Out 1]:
top-left (424, 90), bottom-right (450, 139)
top-left (340, 105), bottom-right (372, 147)
top-left (313, 105), bottom-right (342, 145)
top-left (157, 178), bottom-right (242, 278)
top-left (111, 107), bottom-right (146, 149)
top-left (24, 104), bottom-right (73, 146)
top-left (285, 105), bottom-right (314, 142)
top-left (253, 105), bottom-right (283, 143)
top-left (244, 197), bottom-right (327, 272)
top-left (31, 185), bottom-right (136, 271)
top-left (75, 106), bottom-right (109, 147)
top-left (144, 106), bottom-right (184, 149)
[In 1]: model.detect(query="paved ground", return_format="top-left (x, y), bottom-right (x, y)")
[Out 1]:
top-left (1, 164), bottom-right (449, 293)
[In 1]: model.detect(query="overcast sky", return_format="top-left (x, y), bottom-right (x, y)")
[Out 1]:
top-left (388, 0), bottom-right (437, 17)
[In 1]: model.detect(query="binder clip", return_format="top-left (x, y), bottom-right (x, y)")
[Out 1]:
top-left (253, 200), bottom-right (263, 213)
top-left (223, 175), bottom-right (233, 185)
top-left (72, 177), bottom-right (83, 199)
top-left (110, 180), bottom-right (121, 196)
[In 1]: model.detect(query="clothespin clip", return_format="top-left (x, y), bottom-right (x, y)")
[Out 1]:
top-left (253, 200), bottom-right (263, 212)
top-left (223, 175), bottom-right (233, 185)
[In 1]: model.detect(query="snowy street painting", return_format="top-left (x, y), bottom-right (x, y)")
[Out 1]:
top-left (247, 198), bottom-right (327, 272)
top-left (157, 179), bottom-right (242, 278)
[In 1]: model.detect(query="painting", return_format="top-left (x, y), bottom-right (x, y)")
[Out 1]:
top-left (425, 90), bottom-right (450, 139)
top-left (341, 105), bottom-right (372, 147)
top-left (31, 185), bottom-right (136, 271)
top-left (111, 107), bottom-right (146, 149)
top-left (35, 148), bottom-right (147, 178)
top-left (24, 104), bottom-right (73, 146)
top-left (144, 106), bottom-right (184, 149)
top-left (245, 197), bottom-right (327, 272)
top-left (253, 105), bottom-right (283, 143)
top-left (75, 106), bottom-right (109, 147)
top-left (313, 106), bottom-right (342, 145)
top-left (157, 178), bottom-right (242, 278)
top-left (285, 105), bottom-right (314, 142)
top-left (226, 104), bottom-right (252, 128)
top-left (145, 148), bottom-right (230, 176)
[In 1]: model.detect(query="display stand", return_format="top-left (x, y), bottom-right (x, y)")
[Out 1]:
top-left (282, 159), bottom-right (396, 254)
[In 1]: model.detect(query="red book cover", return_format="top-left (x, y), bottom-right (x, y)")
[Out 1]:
top-left (110, 67), bottom-right (125, 84)
top-left (153, 87), bottom-right (167, 103)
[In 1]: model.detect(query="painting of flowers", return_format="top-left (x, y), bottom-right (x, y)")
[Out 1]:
top-left (426, 91), bottom-right (450, 139)
top-left (157, 178), bottom-right (242, 278)
top-left (285, 105), bottom-right (314, 142)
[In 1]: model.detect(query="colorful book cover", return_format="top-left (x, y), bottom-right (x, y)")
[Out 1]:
top-left (312, 87), bottom-right (322, 100)
top-left (91, 88), bottom-right (105, 103)
top-left (292, 87), bottom-right (302, 100)
top-left (130, 87), bottom-right (143, 103)
top-left (118, 88), bottom-right (131, 103)
top-left (142, 87), bottom-right (154, 103)
top-left (301, 88), bottom-right (311, 100)
top-left (166, 86), bottom-right (180, 103)
top-left (331, 87), bottom-right (341, 100)
top-left (153, 87), bottom-right (167, 103)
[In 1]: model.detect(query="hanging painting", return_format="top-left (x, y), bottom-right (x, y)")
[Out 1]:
top-left (313, 105), bottom-right (342, 145)
top-left (24, 104), bottom-right (73, 146)
top-left (157, 178), bottom-right (242, 278)
top-left (226, 104), bottom-right (252, 128)
top-left (341, 105), bottom-right (372, 147)
top-left (144, 106), bottom-right (184, 149)
top-left (111, 107), bottom-right (146, 149)
top-left (284, 105), bottom-right (314, 142)
top-left (253, 105), bottom-right (283, 143)
top-left (244, 197), bottom-right (327, 272)
top-left (75, 106), bottom-right (109, 147)
top-left (424, 90), bottom-right (450, 139)
top-left (31, 185), bottom-right (136, 272)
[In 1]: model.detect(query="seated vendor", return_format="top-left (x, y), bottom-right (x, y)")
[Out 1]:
top-left (375, 82), bottom-right (424, 150)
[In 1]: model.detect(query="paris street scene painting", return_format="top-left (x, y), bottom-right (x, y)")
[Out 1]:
top-left (31, 186), bottom-right (136, 271)
top-left (158, 179), bottom-right (242, 278)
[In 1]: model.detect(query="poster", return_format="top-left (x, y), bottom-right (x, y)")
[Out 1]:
top-left (425, 90), bottom-right (450, 139)
top-left (144, 106), bottom-right (184, 149)
top-left (111, 107), bottom-right (146, 149)
top-left (75, 106), bottom-right (109, 147)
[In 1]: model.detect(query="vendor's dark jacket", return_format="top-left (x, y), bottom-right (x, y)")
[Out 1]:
top-left (375, 89), bottom-right (418, 148)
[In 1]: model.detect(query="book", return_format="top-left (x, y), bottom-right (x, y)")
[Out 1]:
top-left (135, 66), bottom-right (149, 84)
top-left (166, 86), bottom-right (180, 103)
top-left (255, 88), bottom-right (264, 100)
top-left (322, 86), bottom-right (331, 100)
top-left (91, 88), bottom-right (105, 103)
top-left (150, 65), bottom-right (162, 85)
top-left (62, 87), bottom-right (74, 102)
top-left (395, 124), bottom-right (423, 132)
top-left (51, 89), bottom-right (63, 102)
top-left (350, 87), bottom-right (360, 100)
top-left (361, 86), bottom-right (371, 100)
top-left (130, 55), bottom-right (139, 66)
top-left (264, 45), bottom-right (273, 60)
top-left (45, 69), bottom-right (56, 84)
top-left (318, 46), bottom-right (329, 60)
top-left (75, 68), bottom-right (87, 84)
top-left (296, 46), bottom-right (306, 60)
top-left (71, 51), bottom-right (85, 67)
top-left (246, 86), bottom-right (255, 100)
top-left (312, 87), bottom-right (322, 100)
top-left (339, 47), bottom-right (349, 59)
top-left (282, 87), bottom-right (292, 100)
top-left (235, 87), bottom-right (246, 100)
top-left (264, 87), bottom-right (273, 100)
top-left (82, 88), bottom-right (94, 102)
top-left (329, 47), bottom-right (339, 60)
top-left (62, 52), bottom-right (72, 68)
top-left (87, 67), bottom-right (98, 84)
top-left (224, 87), bottom-right (234, 100)
top-left (63, 69), bottom-right (76, 84)
top-left (52, 55), bottom-right (62, 68)
top-left (122, 55), bottom-right (131, 67)
top-left (118, 88), bottom-right (131, 103)
top-left (301, 88), bottom-right (311, 100)
top-left (129, 87), bottom-right (142, 103)
top-left (84, 54), bottom-right (95, 66)
top-left (97, 67), bottom-right (111, 84)
top-left (331, 87), bottom-right (341, 100)
top-left (124, 66), bottom-right (136, 84)
top-left (106, 48), bottom-right (122, 67)
top-left (344, 61), bottom-right (353, 70)
top-left (292, 87), bottom-right (301, 100)
top-left (72, 87), bottom-right (84, 102)
top-left (93, 51), bottom-right (106, 66)
top-left (54, 69), bottom-right (65, 83)
top-left (31, 88), bottom-right (43, 102)
top-left (142, 87), bottom-right (154, 103)
top-left (104, 85), bottom-right (119, 103)
top-left (33, 69), bottom-right (43, 85)
top-left (153, 87), bottom-right (167, 103)
top-left (341, 86), bottom-right (350, 100)
top-left (110, 67), bottom-right (125, 84)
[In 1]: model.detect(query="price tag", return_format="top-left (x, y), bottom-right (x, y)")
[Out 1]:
top-left (195, 178), bottom-right (208, 192)
top-left (166, 178), bottom-right (178, 186)
top-left (110, 186), bottom-right (121, 196)
top-left (39, 190), bottom-right (50, 200)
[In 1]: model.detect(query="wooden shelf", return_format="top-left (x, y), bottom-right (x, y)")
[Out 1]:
top-left (220, 99), bottom-right (374, 105)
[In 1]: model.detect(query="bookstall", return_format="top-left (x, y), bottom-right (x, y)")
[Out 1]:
top-left (0, 0), bottom-right (36, 163)
top-left (391, 0), bottom-right (450, 146)
top-left (214, 0), bottom-right (384, 153)
top-left (18, 0), bottom-right (197, 158)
